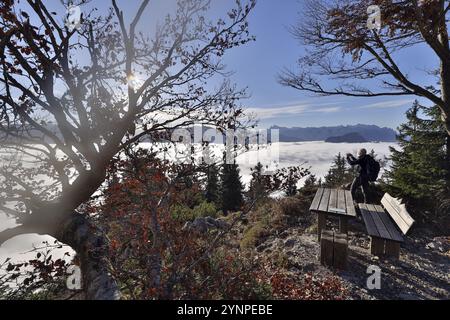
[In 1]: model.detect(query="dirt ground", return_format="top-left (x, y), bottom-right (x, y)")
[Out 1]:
top-left (255, 215), bottom-right (450, 300)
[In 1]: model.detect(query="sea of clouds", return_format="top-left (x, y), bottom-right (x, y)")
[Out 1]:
top-left (235, 141), bottom-right (396, 186)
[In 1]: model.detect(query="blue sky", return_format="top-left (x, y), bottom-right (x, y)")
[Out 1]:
top-left (129, 0), bottom-right (437, 130)
top-left (22, 0), bottom-right (438, 129)
top-left (217, 0), bottom-right (436, 129)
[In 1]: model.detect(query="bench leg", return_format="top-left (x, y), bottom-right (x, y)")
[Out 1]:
top-left (370, 237), bottom-right (385, 256)
top-left (385, 241), bottom-right (400, 259)
top-left (320, 231), bottom-right (334, 267)
top-left (317, 212), bottom-right (327, 241)
top-left (339, 216), bottom-right (349, 234)
top-left (333, 232), bottom-right (348, 270)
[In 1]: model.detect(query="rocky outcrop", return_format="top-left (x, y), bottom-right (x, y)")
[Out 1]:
top-left (183, 217), bottom-right (230, 233)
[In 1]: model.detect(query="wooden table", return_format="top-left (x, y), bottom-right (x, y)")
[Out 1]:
top-left (309, 188), bottom-right (357, 240)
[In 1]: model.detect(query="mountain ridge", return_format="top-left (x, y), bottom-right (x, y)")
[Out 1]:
top-left (269, 124), bottom-right (397, 142)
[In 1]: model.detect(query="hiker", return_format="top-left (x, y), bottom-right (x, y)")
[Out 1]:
top-left (346, 148), bottom-right (371, 204)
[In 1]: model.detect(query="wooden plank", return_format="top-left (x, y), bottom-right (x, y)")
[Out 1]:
top-left (382, 193), bottom-right (414, 234)
top-left (328, 189), bottom-right (338, 211)
top-left (383, 193), bottom-right (402, 209)
top-left (397, 204), bottom-right (415, 226)
top-left (320, 231), bottom-right (334, 267)
top-left (373, 205), bottom-right (404, 242)
top-left (345, 190), bottom-right (356, 217)
top-left (337, 189), bottom-right (347, 211)
top-left (333, 232), bottom-right (348, 270)
top-left (317, 212), bottom-right (327, 241)
top-left (385, 241), bottom-right (400, 259)
top-left (309, 188), bottom-right (324, 211)
top-left (359, 204), bottom-right (380, 238)
top-left (367, 204), bottom-right (392, 240)
top-left (383, 194), bottom-right (414, 226)
top-left (370, 237), bottom-right (385, 256)
top-left (318, 188), bottom-right (331, 212)
top-left (381, 195), bottom-right (413, 235)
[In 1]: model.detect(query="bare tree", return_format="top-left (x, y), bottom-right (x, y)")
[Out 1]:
top-left (280, 0), bottom-right (450, 142)
top-left (0, 0), bottom-right (255, 299)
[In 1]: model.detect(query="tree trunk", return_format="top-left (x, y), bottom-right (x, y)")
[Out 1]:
top-left (446, 132), bottom-right (450, 189)
top-left (437, 0), bottom-right (450, 188)
top-left (57, 212), bottom-right (121, 300)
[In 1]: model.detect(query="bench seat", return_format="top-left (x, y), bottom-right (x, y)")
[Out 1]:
top-left (359, 204), bottom-right (403, 243)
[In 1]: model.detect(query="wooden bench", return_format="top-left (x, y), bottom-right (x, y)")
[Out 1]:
top-left (358, 193), bottom-right (414, 259)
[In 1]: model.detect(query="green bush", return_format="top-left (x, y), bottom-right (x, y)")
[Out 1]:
top-left (171, 201), bottom-right (218, 222)
top-left (277, 197), bottom-right (304, 217)
top-left (240, 222), bottom-right (269, 249)
top-left (193, 201), bottom-right (219, 219)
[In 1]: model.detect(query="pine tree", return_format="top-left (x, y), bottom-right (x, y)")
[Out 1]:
top-left (299, 174), bottom-right (321, 197)
top-left (248, 162), bottom-right (270, 202)
top-left (284, 167), bottom-right (299, 196)
top-left (385, 101), bottom-right (449, 212)
top-left (303, 174), bottom-right (319, 190)
top-left (324, 153), bottom-right (353, 188)
top-left (205, 163), bottom-right (220, 205)
top-left (220, 163), bottom-right (244, 214)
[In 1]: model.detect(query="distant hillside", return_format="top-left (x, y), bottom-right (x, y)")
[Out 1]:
top-left (2, 123), bottom-right (397, 144)
top-left (270, 124), bottom-right (397, 142)
top-left (325, 132), bottom-right (368, 143)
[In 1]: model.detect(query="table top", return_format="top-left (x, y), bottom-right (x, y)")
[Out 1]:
top-left (309, 188), bottom-right (356, 217)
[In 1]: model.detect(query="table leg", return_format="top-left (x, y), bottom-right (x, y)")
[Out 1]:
top-left (317, 212), bottom-right (326, 241)
top-left (339, 216), bottom-right (349, 234)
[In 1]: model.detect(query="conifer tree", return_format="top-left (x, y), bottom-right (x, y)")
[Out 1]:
top-left (205, 163), bottom-right (220, 206)
top-left (324, 153), bottom-right (352, 188)
top-left (248, 162), bottom-right (271, 202)
top-left (385, 101), bottom-right (449, 212)
top-left (303, 174), bottom-right (319, 190)
top-left (220, 163), bottom-right (244, 214)
top-left (284, 167), bottom-right (300, 197)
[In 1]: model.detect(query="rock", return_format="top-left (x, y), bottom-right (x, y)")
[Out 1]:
top-left (257, 243), bottom-right (270, 252)
top-left (398, 292), bottom-right (420, 300)
top-left (275, 239), bottom-right (284, 247)
top-left (284, 239), bottom-right (297, 248)
top-left (183, 217), bottom-right (230, 233)
top-left (279, 231), bottom-right (290, 239)
top-left (425, 237), bottom-right (450, 253)
top-left (285, 250), bottom-right (295, 257)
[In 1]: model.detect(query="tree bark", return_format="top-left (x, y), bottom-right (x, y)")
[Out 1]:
top-left (439, 64), bottom-right (450, 186)
top-left (0, 210), bottom-right (120, 299)
top-left (57, 212), bottom-right (121, 300)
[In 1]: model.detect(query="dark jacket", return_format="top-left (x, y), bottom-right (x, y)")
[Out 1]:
top-left (347, 154), bottom-right (369, 179)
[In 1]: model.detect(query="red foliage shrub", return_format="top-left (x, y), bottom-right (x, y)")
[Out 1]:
top-left (268, 272), bottom-right (348, 300)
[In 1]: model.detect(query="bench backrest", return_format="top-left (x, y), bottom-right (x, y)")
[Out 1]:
top-left (381, 193), bottom-right (414, 235)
